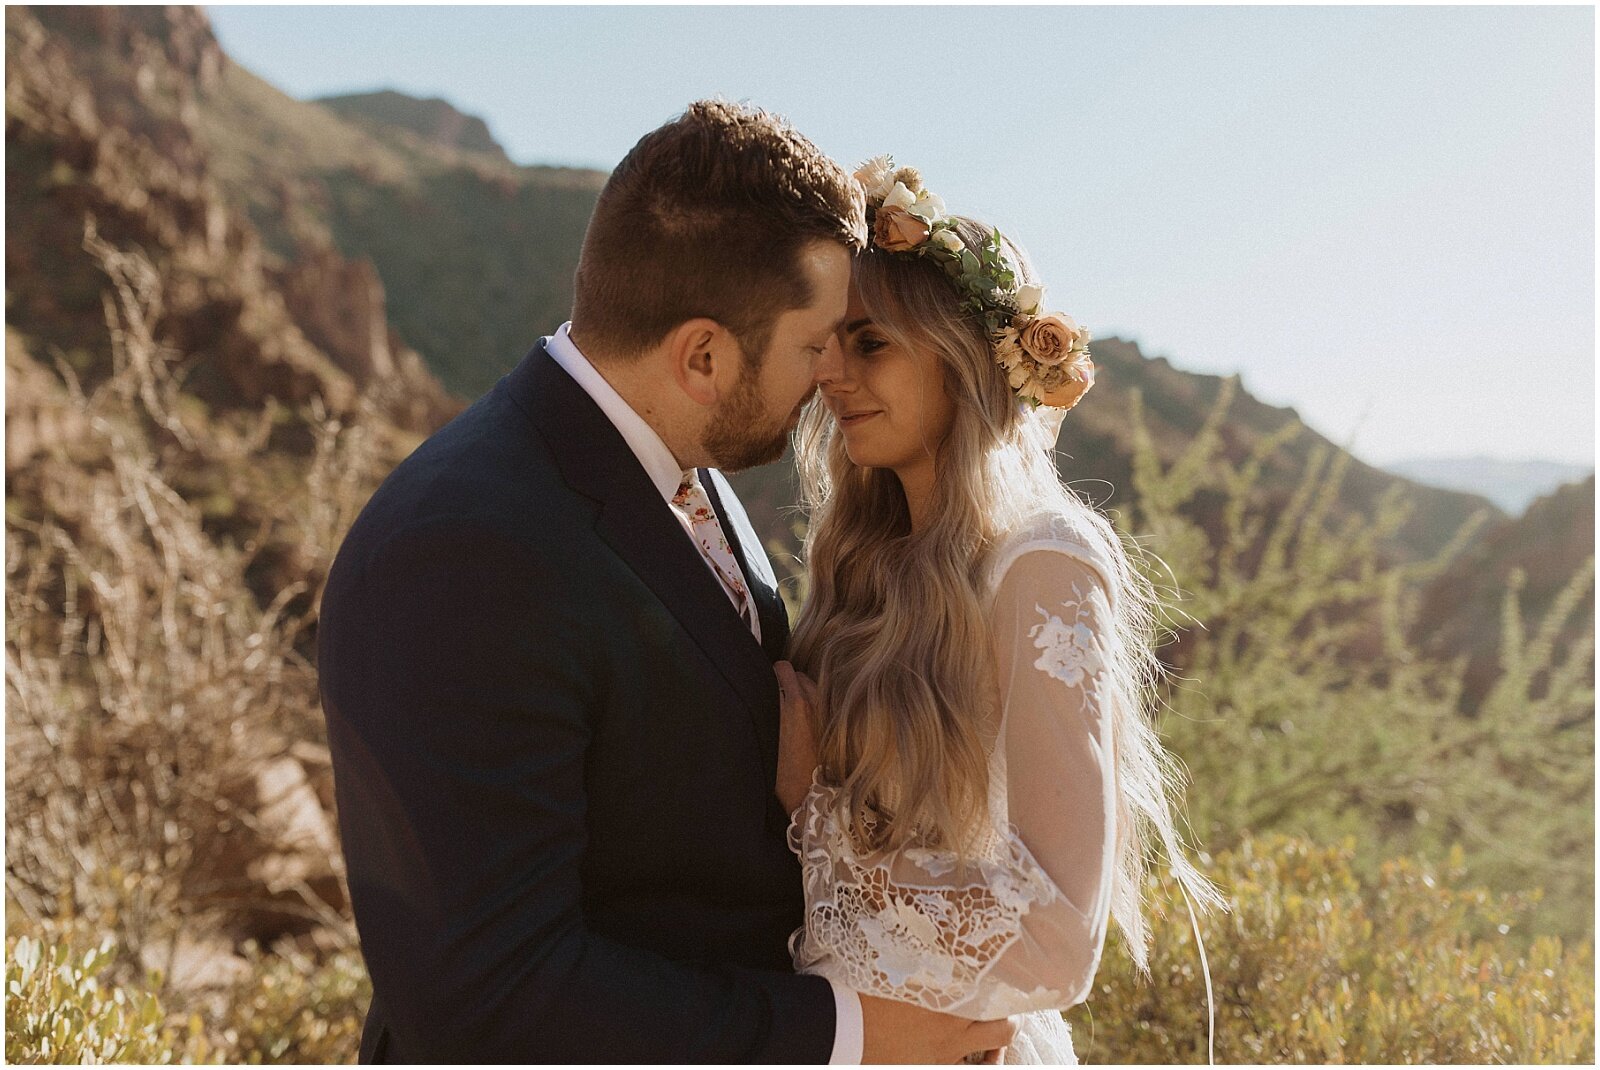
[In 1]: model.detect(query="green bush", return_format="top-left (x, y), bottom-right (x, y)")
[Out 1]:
top-left (4, 922), bottom-right (368, 1065)
top-left (8, 836), bottom-right (1590, 1064)
top-left (217, 944), bottom-right (369, 1064)
top-left (1069, 833), bottom-right (1595, 1064)
top-left (1121, 379), bottom-right (1595, 944)
top-left (4, 931), bottom-right (189, 1064)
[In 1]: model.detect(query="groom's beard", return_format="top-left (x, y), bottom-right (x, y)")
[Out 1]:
top-left (702, 366), bottom-right (810, 473)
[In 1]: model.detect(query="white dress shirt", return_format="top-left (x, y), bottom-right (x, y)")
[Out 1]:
top-left (547, 323), bottom-right (758, 641)
top-left (543, 322), bottom-right (865, 1064)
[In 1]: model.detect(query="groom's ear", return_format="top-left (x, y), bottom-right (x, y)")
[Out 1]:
top-left (665, 318), bottom-right (741, 408)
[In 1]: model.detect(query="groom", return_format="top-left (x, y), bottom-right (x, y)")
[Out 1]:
top-left (318, 101), bottom-right (1017, 1062)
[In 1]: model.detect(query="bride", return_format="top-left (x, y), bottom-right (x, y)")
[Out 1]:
top-left (774, 158), bottom-right (1227, 1064)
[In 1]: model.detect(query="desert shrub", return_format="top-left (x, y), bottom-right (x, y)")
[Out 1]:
top-left (9, 836), bottom-right (1589, 1065)
top-left (215, 944), bottom-right (369, 1064)
top-left (1068, 833), bottom-right (1594, 1064)
top-left (4, 927), bottom-right (198, 1064)
top-left (1118, 379), bottom-right (1595, 943)
top-left (6, 227), bottom-right (398, 1070)
top-left (4, 917), bottom-right (367, 1065)
top-left (5, 229), bottom-right (384, 966)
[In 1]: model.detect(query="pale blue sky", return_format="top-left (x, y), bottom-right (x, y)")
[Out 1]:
top-left (205, 3), bottom-right (1595, 467)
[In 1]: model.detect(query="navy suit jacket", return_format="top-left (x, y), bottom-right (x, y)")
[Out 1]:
top-left (317, 340), bottom-right (835, 1062)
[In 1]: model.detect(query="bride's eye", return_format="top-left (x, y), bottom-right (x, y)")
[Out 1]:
top-left (854, 334), bottom-right (887, 356)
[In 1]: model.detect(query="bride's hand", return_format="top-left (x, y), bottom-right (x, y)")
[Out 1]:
top-left (774, 661), bottom-right (822, 814)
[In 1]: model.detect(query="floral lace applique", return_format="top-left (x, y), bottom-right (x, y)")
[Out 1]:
top-left (787, 781), bottom-right (1061, 1013)
top-left (1028, 579), bottom-right (1105, 688)
top-left (901, 846), bottom-right (959, 877)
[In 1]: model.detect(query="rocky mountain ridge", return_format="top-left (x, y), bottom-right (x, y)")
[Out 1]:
top-left (315, 89), bottom-right (511, 162)
top-left (9, 4), bottom-right (1589, 709)
top-left (185, 53), bottom-right (606, 397)
top-left (5, 4), bottom-right (459, 434)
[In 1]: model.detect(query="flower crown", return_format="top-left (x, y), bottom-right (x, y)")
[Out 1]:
top-left (853, 156), bottom-right (1095, 412)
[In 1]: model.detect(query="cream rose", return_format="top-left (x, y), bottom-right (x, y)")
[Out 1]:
top-left (933, 229), bottom-right (964, 255)
top-left (906, 190), bottom-right (946, 223)
top-left (1014, 283), bottom-right (1045, 316)
top-left (874, 204), bottom-right (931, 252)
top-left (1019, 313), bottom-right (1080, 366)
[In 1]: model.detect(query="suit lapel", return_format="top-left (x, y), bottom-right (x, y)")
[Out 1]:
top-left (698, 470), bottom-right (789, 777)
top-left (506, 342), bottom-right (780, 777)
top-left (699, 469), bottom-right (789, 663)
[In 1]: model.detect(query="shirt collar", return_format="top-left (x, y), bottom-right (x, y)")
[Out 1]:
top-left (545, 322), bottom-right (692, 503)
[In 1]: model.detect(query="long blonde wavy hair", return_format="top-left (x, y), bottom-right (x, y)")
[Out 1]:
top-left (787, 216), bottom-right (1226, 973)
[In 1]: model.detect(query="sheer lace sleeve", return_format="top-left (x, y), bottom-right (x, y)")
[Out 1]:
top-left (989, 546), bottom-right (1118, 1002)
top-left (788, 543), bottom-right (1118, 1019)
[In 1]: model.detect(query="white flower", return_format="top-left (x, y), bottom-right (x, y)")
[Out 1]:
top-left (903, 846), bottom-right (958, 877)
top-left (977, 983), bottom-right (1068, 1018)
top-left (1029, 610), bottom-right (1073, 652)
top-left (887, 899), bottom-right (944, 949)
top-left (933, 229), bottom-right (964, 254)
top-left (853, 155), bottom-right (895, 200)
top-left (1029, 605), bottom-right (1103, 687)
top-left (857, 902), bottom-right (956, 989)
top-left (993, 326), bottom-right (1026, 371)
top-left (1014, 283), bottom-right (1046, 316)
top-left (1007, 361), bottom-right (1033, 391)
top-left (906, 190), bottom-right (946, 223)
top-left (857, 919), bottom-right (926, 987)
top-left (1070, 323), bottom-right (1093, 356)
top-left (881, 180), bottom-right (917, 211)
top-left (908, 892), bottom-right (961, 932)
top-left (989, 868), bottom-right (1035, 913)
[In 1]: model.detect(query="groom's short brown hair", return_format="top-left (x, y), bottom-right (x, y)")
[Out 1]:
top-left (571, 99), bottom-right (867, 363)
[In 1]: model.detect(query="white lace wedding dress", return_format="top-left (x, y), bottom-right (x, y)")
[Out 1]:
top-left (788, 510), bottom-right (1123, 1064)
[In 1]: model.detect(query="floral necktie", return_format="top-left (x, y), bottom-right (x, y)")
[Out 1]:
top-left (671, 472), bottom-right (754, 633)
